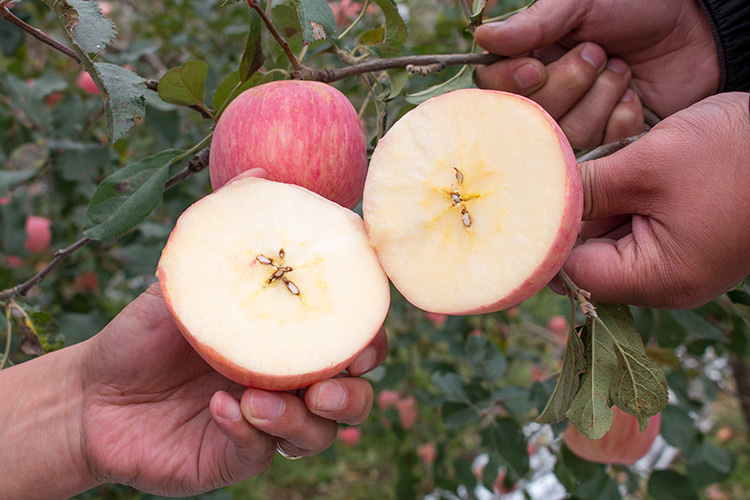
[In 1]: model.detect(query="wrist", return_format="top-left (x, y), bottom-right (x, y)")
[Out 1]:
top-left (0, 340), bottom-right (99, 498)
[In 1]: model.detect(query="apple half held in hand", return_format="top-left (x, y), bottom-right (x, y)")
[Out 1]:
top-left (362, 89), bottom-right (582, 314)
top-left (157, 177), bottom-right (390, 391)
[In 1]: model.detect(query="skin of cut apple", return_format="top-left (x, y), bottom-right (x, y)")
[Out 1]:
top-left (562, 406), bottom-right (662, 465)
top-left (209, 80), bottom-right (368, 209)
top-left (157, 177), bottom-right (390, 391)
top-left (362, 89), bottom-right (583, 314)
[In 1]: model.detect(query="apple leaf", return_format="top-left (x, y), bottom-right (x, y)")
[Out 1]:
top-left (294, 0), bottom-right (336, 43)
top-left (648, 470), bottom-right (700, 500)
top-left (157, 61), bottom-right (209, 109)
top-left (240, 9), bottom-right (265, 81)
top-left (432, 371), bottom-right (471, 404)
top-left (42, 1), bottom-right (147, 143)
top-left (371, 0), bottom-right (408, 47)
top-left (564, 318), bottom-right (616, 440)
top-left (83, 149), bottom-right (183, 241)
top-left (481, 418), bottom-right (529, 479)
top-left (405, 65), bottom-right (475, 105)
top-left (96, 62), bottom-right (148, 143)
top-left (536, 325), bottom-right (585, 424)
top-left (272, 1), bottom-right (304, 54)
top-left (16, 307), bottom-right (64, 355)
top-left (470, 0), bottom-right (487, 25)
top-left (0, 170), bottom-right (36, 196)
top-left (467, 334), bottom-right (507, 381)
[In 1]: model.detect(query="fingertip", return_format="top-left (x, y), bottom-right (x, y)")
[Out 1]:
top-left (474, 58), bottom-right (546, 95)
top-left (347, 326), bottom-right (388, 376)
top-left (603, 91), bottom-right (645, 143)
top-left (212, 390), bottom-right (244, 423)
top-left (242, 389), bottom-right (285, 423)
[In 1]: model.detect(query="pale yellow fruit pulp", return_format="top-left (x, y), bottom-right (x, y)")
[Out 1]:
top-left (158, 178), bottom-right (390, 380)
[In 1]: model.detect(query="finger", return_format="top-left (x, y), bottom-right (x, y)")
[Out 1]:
top-left (602, 89), bottom-right (646, 144)
top-left (305, 377), bottom-right (374, 425)
top-left (474, 57), bottom-right (547, 95)
top-left (240, 389), bottom-right (337, 457)
top-left (562, 215), bottom-right (667, 306)
top-left (474, 0), bottom-right (590, 55)
top-left (347, 326), bottom-right (388, 376)
top-left (526, 42), bottom-right (607, 119)
top-left (557, 58), bottom-right (634, 149)
top-left (578, 138), bottom-right (661, 221)
top-left (210, 391), bottom-right (275, 463)
top-left (579, 214), bottom-right (632, 241)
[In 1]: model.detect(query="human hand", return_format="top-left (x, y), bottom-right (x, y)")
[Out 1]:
top-left (473, 0), bottom-right (719, 148)
top-left (562, 92), bottom-right (750, 309)
top-left (79, 283), bottom-right (387, 496)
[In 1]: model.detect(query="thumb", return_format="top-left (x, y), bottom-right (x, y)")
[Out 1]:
top-left (474, 0), bottom-right (591, 55)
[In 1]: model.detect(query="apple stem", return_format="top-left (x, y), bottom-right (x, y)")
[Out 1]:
top-left (557, 269), bottom-right (597, 318)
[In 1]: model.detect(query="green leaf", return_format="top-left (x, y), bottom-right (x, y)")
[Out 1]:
top-left (96, 63), bottom-right (148, 144)
top-left (466, 334), bottom-right (507, 381)
top-left (660, 404), bottom-right (698, 452)
top-left (405, 65), bottom-right (475, 105)
top-left (294, 0), bottom-right (336, 43)
top-left (670, 309), bottom-right (724, 341)
top-left (371, 0), bottom-right (408, 47)
top-left (470, 0), bottom-right (487, 24)
top-left (18, 309), bottom-right (64, 355)
top-left (686, 439), bottom-right (735, 487)
top-left (157, 61), bottom-right (209, 109)
top-left (727, 289), bottom-right (750, 326)
top-left (83, 149), bottom-right (183, 241)
top-left (240, 9), bottom-right (265, 81)
top-left (565, 315), bottom-right (616, 439)
top-left (386, 68), bottom-right (409, 100)
top-left (648, 470), bottom-right (699, 500)
top-left (0, 171), bottom-right (35, 196)
top-left (272, 1), bottom-right (304, 54)
top-left (481, 418), bottom-right (529, 478)
top-left (4, 74), bottom-right (53, 130)
top-left (432, 371), bottom-right (470, 403)
top-left (442, 402), bottom-right (479, 429)
top-left (537, 326), bottom-right (585, 423)
top-left (66, 0), bottom-right (116, 54)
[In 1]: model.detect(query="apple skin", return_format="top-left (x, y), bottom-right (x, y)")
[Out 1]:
top-left (562, 406), bottom-right (662, 465)
top-left (76, 71), bottom-right (100, 95)
top-left (338, 427), bottom-right (362, 446)
top-left (24, 216), bottom-right (52, 254)
top-left (209, 80), bottom-right (367, 209)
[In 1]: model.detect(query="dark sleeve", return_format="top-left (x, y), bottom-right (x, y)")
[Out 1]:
top-left (697, 0), bottom-right (750, 92)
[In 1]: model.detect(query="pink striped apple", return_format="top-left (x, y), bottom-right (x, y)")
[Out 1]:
top-left (362, 89), bottom-right (582, 314)
top-left (209, 80), bottom-right (367, 209)
top-left (562, 406), bottom-right (661, 465)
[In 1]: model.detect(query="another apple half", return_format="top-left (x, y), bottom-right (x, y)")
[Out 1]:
top-left (157, 177), bottom-right (390, 391)
top-left (362, 89), bottom-right (582, 314)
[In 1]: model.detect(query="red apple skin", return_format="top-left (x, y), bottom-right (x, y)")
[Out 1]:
top-left (209, 80), bottom-right (367, 209)
top-left (377, 389), bottom-right (401, 411)
top-left (396, 396), bottom-right (418, 429)
top-left (24, 216), bottom-right (52, 254)
top-left (562, 406), bottom-right (662, 465)
top-left (76, 71), bottom-right (100, 95)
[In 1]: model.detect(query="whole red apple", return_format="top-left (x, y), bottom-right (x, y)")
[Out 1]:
top-left (24, 216), bottom-right (52, 254)
top-left (417, 442), bottom-right (436, 465)
top-left (396, 396), bottom-right (418, 429)
top-left (209, 80), bottom-right (367, 209)
top-left (338, 427), bottom-right (362, 446)
top-left (377, 389), bottom-right (401, 411)
top-left (562, 406), bottom-right (661, 465)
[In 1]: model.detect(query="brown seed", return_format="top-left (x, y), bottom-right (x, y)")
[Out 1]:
top-left (461, 207), bottom-right (472, 228)
top-left (284, 277), bottom-right (300, 295)
top-left (454, 167), bottom-right (464, 185)
top-left (257, 255), bottom-right (273, 265)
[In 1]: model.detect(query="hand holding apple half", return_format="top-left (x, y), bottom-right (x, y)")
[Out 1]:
top-left (362, 89), bottom-right (583, 314)
top-left (156, 177), bottom-right (390, 391)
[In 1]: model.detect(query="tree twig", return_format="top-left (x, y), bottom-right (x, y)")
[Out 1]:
top-left (576, 131), bottom-right (647, 163)
top-left (557, 269), bottom-right (597, 318)
top-left (247, 0), bottom-right (302, 71)
top-left (0, 5), bottom-right (80, 62)
top-left (293, 52), bottom-right (503, 82)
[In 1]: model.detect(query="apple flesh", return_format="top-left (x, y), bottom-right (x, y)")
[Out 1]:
top-left (209, 80), bottom-right (367, 209)
top-left (562, 406), bottom-right (662, 465)
top-left (362, 89), bottom-right (582, 314)
top-left (156, 177), bottom-right (390, 391)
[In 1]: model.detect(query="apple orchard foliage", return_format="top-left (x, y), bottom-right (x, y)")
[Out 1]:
top-left (1, 1), bottom-right (749, 499)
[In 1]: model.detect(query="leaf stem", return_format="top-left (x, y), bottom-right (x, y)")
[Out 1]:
top-left (247, 0), bottom-right (302, 71)
top-left (337, 0), bottom-right (370, 40)
top-left (556, 269), bottom-right (597, 318)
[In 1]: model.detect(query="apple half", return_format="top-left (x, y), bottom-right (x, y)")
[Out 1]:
top-left (157, 177), bottom-right (390, 391)
top-left (362, 89), bottom-right (582, 314)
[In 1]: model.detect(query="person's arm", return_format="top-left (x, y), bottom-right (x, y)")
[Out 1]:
top-left (0, 341), bottom-right (98, 499)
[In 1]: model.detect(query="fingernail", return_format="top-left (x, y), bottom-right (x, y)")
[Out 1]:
top-left (247, 391), bottom-right (284, 421)
top-left (605, 58), bottom-right (628, 75)
top-left (217, 393), bottom-right (243, 422)
top-left (580, 43), bottom-right (606, 69)
top-left (620, 89), bottom-right (634, 102)
top-left (315, 380), bottom-right (347, 412)
top-left (348, 345), bottom-right (377, 375)
top-left (513, 63), bottom-right (543, 90)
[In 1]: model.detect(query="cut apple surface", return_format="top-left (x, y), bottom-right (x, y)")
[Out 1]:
top-left (157, 177), bottom-right (390, 390)
top-left (362, 89), bottom-right (582, 314)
